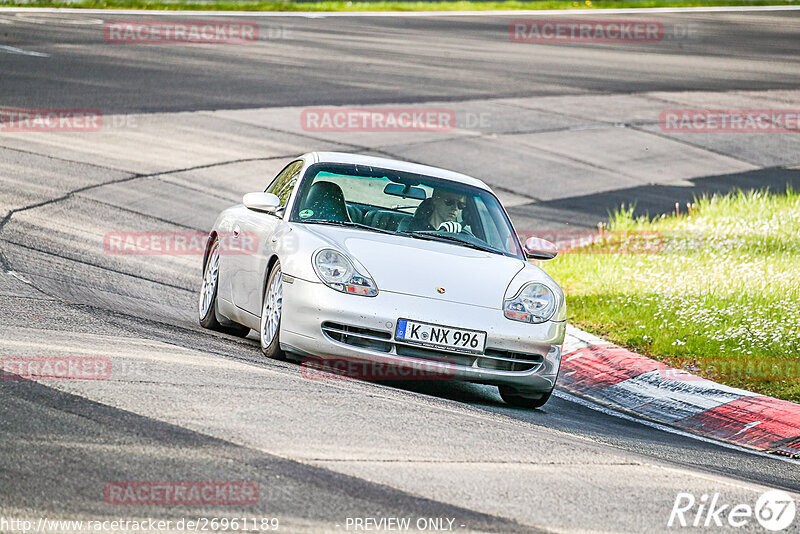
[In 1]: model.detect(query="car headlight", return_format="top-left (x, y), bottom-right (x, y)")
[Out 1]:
top-left (313, 249), bottom-right (378, 297)
top-left (503, 282), bottom-right (556, 324)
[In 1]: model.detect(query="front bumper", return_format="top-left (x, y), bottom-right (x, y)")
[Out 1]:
top-left (280, 276), bottom-right (565, 392)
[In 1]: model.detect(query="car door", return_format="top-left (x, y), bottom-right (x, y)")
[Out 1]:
top-left (230, 159), bottom-right (304, 316)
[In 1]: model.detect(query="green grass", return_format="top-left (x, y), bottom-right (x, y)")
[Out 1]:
top-left (2, 0), bottom-right (799, 11)
top-left (545, 188), bottom-right (800, 402)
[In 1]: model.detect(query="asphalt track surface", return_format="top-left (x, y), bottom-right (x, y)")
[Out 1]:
top-left (1, 9), bottom-right (800, 533)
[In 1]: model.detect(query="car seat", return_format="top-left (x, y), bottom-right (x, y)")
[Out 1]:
top-left (397, 198), bottom-right (434, 232)
top-left (303, 181), bottom-right (350, 222)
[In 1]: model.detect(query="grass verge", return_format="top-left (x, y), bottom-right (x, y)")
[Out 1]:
top-left (1, 0), bottom-right (799, 11)
top-left (545, 188), bottom-right (800, 402)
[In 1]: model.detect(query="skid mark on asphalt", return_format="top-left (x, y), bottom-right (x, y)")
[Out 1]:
top-left (0, 154), bottom-right (296, 275)
top-left (12, 13), bottom-right (104, 25)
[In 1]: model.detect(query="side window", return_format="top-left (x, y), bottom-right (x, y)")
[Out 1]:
top-left (475, 197), bottom-right (503, 250)
top-left (266, 160), bottom-right (303, 207)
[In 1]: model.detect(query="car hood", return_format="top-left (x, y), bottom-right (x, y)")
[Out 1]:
top-left (300, 225), bottom-right (526, 308)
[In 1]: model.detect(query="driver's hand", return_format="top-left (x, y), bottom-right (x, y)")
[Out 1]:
top-left (438, 221), bottom-right (462, 233)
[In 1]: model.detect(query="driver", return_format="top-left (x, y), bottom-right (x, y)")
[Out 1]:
top-left (407, 188), bottom-right (467, 232)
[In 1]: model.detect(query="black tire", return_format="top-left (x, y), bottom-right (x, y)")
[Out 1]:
top-left (259, 260), bottom-right (286, 360)
top-left (498, 385), bottom-right (554, 409)
top-left (199, 237), bottom-right (251, 337)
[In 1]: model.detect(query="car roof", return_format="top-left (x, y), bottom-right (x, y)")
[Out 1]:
top-left (307, 152), bottom-right (492, 192)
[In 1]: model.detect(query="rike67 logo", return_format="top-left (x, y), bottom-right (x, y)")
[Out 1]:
top-left (669, 490), bottom-right (796, 531)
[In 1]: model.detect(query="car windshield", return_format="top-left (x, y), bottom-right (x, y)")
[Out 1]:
top-left (289, 163), bottom-right (523, 258)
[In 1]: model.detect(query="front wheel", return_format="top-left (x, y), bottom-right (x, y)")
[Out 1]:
top-left (498, 385), bottom-right (554, 409)
top-left (199, 237), bottom-right (250, 337)
top-left (260, 261), bottom-right (285, 360)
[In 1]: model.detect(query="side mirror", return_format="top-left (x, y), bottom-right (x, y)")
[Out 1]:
top-left (243, 192), bottom-right (281, 214)
top-left (524, 236), bottom-right (558, 261)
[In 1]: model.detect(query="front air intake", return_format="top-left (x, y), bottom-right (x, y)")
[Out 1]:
top-left (321, 322), bottom-right (392, 353)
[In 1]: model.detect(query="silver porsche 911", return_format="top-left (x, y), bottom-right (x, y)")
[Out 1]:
top-left (199, 152), bottom-right (566, 408)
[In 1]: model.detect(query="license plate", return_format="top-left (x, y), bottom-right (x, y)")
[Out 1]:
top-left (395, 318), bottom-right (486, 355)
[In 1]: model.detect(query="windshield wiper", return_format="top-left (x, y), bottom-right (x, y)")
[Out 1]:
top-left (406, 231), bottom-right (501, 254)
top-left (302, 219), bottom-right (400, 236)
